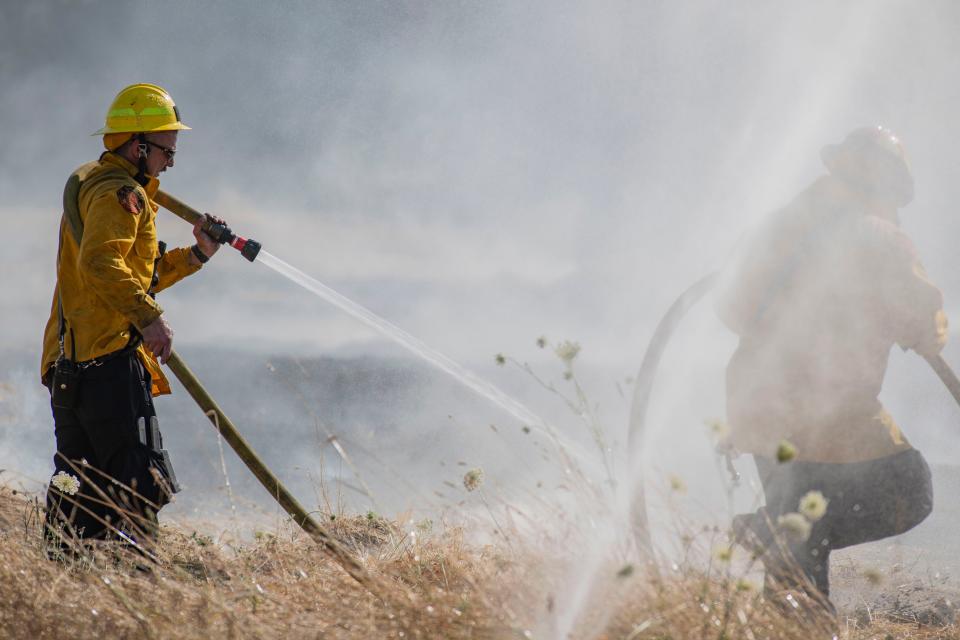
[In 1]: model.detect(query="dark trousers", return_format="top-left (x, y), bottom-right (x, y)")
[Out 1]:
top-left (45, 354), bottom-right (173, 546)
top-left (745, 449), bottom-right (932, 597)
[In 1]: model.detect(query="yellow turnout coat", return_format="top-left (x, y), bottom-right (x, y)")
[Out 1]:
top-left (41, 153), bottom-right (201, 395)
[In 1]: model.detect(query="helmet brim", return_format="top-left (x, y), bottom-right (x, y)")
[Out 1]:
top-left (91, 122), bottom-right (192, 136)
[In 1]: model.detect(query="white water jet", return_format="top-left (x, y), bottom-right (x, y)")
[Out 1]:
top-left (255, 249), bottom-right (596, 467)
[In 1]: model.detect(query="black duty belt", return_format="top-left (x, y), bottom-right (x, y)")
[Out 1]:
top-left (72, 335), bottom-right (143, 370)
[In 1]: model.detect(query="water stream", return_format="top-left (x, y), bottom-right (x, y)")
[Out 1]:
top-left (255, 250), bottom-right (592, 464)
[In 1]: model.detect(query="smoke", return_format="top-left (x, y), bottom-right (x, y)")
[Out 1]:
top-left (5, 0), bottom-right (960, 633)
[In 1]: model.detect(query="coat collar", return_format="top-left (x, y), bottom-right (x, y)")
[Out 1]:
top-left (100, 152), bottom-right (160, 197)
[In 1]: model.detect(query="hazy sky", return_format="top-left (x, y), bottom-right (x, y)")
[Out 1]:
top-left (5, 1), bottom-right (960, 469)
top-left (5, 0), bottom-right (960, 366)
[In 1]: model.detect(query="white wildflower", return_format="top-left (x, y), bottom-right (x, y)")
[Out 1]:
top-left (463, 468), bottom-right (484, 492)
top-left (777, 512), bottom-right (812, 543)
top-left (798, 490), bottom-right (829, 522)
top-left (51, 471), bottom-right (80, 496)
top-left (554, 340), bottom-right (581, 365)
top-left (735, 579), bottom-right (755, 592)
top-left (713, 545), bottom-right (733, 563)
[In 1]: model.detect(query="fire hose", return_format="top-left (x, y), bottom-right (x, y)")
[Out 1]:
top-left (627, 271), bottom-right (960, 555)
top-left (155, 191), bottom-right (377, 592)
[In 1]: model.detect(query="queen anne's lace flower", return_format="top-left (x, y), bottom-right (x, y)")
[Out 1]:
top-left (799, 490), bottom-right (829, 522)
top-left (554, 340), bottom-right (581, 365)
top-left (51, 471), bottom-right (80, 496)
top-left (713, 545), bottom-right (733, 563)
top-left (777, 512), bottom-right (812, 543)
top-left (463, 468), bottom-right (484, 492)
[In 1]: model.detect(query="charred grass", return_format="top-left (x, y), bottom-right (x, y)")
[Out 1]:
top-left (0, 486), bottom-right (954, 639)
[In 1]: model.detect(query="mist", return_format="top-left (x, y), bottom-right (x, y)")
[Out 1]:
top-left (4, 0), bottom-right (960, 634)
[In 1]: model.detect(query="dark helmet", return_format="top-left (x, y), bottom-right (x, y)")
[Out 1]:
top-left (820, 126), bottom-right (914, 207)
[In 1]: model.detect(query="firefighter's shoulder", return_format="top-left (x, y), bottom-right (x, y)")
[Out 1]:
top-left (75, 159), bottom-right (147, 217)
top-left (855, 214), bottom-right (918, 263)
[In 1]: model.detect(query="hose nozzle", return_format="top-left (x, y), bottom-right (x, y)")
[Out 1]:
top-left (153, 190), bottom-right (264, 264)
top-left (201, 217), bottom-right (262, 262)
top-left (232, 236), bottom-right (262, 262)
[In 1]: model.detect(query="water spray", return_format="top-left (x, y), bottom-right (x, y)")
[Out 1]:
top-left (149, 190), bottom-right (377, 591)
top-left (151, 190), bottom-right (599, 588)
top-left (628, 271), bottom-right (960, 556)
top-left (154, 189), bottom-right (596, 471)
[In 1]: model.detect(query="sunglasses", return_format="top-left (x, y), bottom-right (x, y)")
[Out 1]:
top-left (144, 140), bottom-right (176, 160)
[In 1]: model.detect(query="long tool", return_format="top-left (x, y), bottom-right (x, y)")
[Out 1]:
top-left (164, 350), bottom-right (375, 592)
top-left (925, 354), bottom-right (960, 408)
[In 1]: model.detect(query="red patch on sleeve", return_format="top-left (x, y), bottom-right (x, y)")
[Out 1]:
top-left (116, 185), bottom-right (144, 215)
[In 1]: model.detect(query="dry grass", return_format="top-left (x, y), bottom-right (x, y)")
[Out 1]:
top-left (0, 485), bottom-right (956, 639)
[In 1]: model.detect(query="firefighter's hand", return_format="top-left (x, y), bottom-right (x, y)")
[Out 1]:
top-left (142, 316), bottom-right (174, 364)
top-left (192, 213), bottom-right (226, 261)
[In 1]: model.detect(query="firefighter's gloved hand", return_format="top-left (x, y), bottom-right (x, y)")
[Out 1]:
top-left (192, 213), bottom-right (225, 261)
top-left (142, 316), bottom-right (174, 364)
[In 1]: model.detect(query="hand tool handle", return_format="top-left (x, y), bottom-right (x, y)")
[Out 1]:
top-left (925, 353), bottom-right (960, 410)
top-left (165, 350), bottom-right (374, 590)
top-left (153, 190), bottom-right (202, 225)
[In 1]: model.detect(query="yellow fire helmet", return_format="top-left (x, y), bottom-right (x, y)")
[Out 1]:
top-left (92, 83), bottom-right (191, 137)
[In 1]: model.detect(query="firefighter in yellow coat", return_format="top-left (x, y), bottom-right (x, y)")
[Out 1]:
top-left (42, 84), bottom-right (224, 549)
top-left (720, 127), bottom-right (946, 606)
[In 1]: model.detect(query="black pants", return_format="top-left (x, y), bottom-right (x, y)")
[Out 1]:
top-left (744, 449), bottom-right (932, 597)
top-left (45, 354), bottom-right (173, 546)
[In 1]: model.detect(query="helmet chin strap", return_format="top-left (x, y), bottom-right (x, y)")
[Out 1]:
top-left (134, 133), bottom-right (149, 186)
